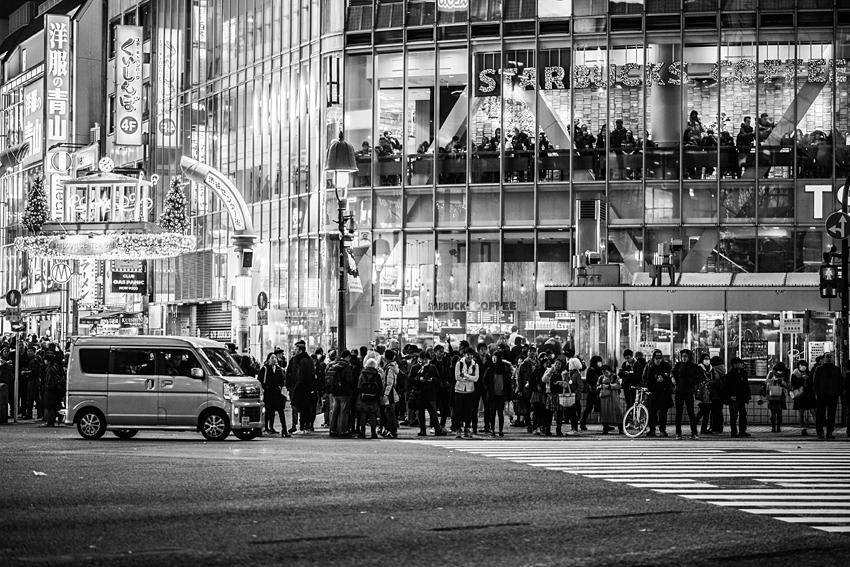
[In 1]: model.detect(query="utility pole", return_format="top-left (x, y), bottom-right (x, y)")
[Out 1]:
top-left (842, 173), bottom-right (850, 367)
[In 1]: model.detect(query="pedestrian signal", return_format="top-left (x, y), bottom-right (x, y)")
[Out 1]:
top-left (820, 264), bottom-right (838, 299)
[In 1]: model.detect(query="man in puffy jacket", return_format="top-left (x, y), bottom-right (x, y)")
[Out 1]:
top-left (723, 357), bottom-right (751, 437)
top-left (643, 349), bottom-right (673, 437)
top-left (327, 350), bottom-right (354, 437)
top-left (813, 352), bottom-right (844, 439)
top-left (453, 348), bottom-right (479, 438)
top-left (672, 349), bottom-right (701, 440)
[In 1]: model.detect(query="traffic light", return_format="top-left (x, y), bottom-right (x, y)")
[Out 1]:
top-left (820, 264), bottom-right (839, 299)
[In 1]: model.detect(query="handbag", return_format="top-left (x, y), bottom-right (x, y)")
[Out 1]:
top-left (790, 387), bottom-right (805, 399)
top-left (530, 391), bottom-right (545, 405)
top-left (599, 387), bottom-right (612, 398)
top-left (768, 384), bottom-right (783, 397)
top-left (559, 393), bottom-right (576, 408)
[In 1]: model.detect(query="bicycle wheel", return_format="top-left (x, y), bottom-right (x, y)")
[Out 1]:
top-left (623, 405), bottom-right (649, 438)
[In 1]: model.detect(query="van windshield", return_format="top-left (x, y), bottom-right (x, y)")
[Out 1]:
top-left (202, 348), bottom-right (245, 377)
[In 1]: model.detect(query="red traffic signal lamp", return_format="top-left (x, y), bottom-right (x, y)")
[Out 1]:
top-left (820, 264), bottom-right (839, 299)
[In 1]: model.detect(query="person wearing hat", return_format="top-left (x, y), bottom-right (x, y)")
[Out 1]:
top-left (408, 350), bottom-right (446, 436)
top-left (643, 349), bottom-right (673, 437)
top-left (723, 356), bottom-right (751, 437)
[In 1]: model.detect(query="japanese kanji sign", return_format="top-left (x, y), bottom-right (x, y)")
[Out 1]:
top-left (115, 26), bottom-right (143, 146)
top-left (22, 80), bottom-right (43, 167)
top-left (44, 14), bottom-right (72, 220)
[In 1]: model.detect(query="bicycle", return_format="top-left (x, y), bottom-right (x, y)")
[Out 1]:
top-left (623, 386), bottom-right (649, 438)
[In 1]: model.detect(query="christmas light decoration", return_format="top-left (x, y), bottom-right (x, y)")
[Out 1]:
top-left (807, 59), bottom-right (827, 83)
top-left (14, 233), bottom-right (195, 260)
top-left (733, 59), bottom-right (757, 84)
top-left (619, 63), bottom-right (642, 87)
top-left (22, 177), bottom-right (48, 233)
top-left (762, 59), bottom-right (783, 83)
top-left (158, 176), bottom-right (190, 235)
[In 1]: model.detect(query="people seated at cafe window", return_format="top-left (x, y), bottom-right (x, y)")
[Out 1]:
top-left (417, 140), bottom-right (430, 154)
top-left (357, 141), bottom-right (371, 157)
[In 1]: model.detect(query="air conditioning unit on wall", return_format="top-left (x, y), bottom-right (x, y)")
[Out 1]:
top-left (574, 199), bottom-right (608, 264)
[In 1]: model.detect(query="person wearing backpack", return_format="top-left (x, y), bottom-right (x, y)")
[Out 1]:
top-left (764, 363), bottom-right (790, 433)
top-left (380, 349), bottom-right (400, 438)
top-left (328, 350), bottom-right (354, 437)
top-left (356, 357), bottom-right (383, 439)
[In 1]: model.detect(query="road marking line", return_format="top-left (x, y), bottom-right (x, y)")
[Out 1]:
top-left (814, 526), bottom-right (850, 533)
top-left (739, 509), bottom-right (850, 514)
top-left (710, 502), bottom-right (850, 506)
top-left (626, 483), bottom-right (716, 489)
top-left (775, 517), bottom-right (850, 523)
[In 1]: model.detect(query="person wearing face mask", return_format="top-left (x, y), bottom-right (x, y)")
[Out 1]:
top-left (723, 357), bottom-right (751, 437)
top-left (672, 349), bottom-right (700, 440)
top-left (694, 354), bottom-right (713, 434)
top-left (764, 363), bottom-right (790, 433)
top-left (791, 359), bottom-right (817, 437)
top-left (643, 349), bottom-right (673, 437)
top-left (580, 355), bottom-right (604, 431)
top-left (708, 356), bottom-right (727, 434)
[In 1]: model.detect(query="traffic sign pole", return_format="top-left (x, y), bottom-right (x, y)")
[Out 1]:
top-left (843, 172), bottom-right (850, 368)
top-left (13, 332), bottom-right (19, 423)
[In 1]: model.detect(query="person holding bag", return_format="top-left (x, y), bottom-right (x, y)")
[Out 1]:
top-left (453, 348), bottom-right (479, 438)
top-left (562, 358), bottom-right (583, 435)
top-left (598, 365), bottom-right (624, 435)
top-left (380, 350), bottom-right (400, 439)
top-left (542, 358), bottom-right (565, 436)
top-left (259, 353), bottom-right (289, 437)
top-left (694, 354), bottom-right (713, 434)
top-left (764, 363), bottom-right (790, 433)
top-left (791, 360), bottom-right (817, 436)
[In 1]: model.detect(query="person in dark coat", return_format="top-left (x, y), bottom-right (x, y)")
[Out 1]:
top-left (258, 353), bottom-right (288, 436)
top-left (643, 349), bottom-right (673, 437)
top-left (723, 357), bottom-right (751, 437)
top-left (39, 353), bottom-right (62, 427)
top-left (618, 349), bottom-right (642, 409)
top-left (672, 349), bottom-right (701, 439)
top-left (813, 352), bottom-right (844, 439)
top-left (409, 350), bottom-right (445, 437)
top-left (580, 355), bottom-right (604, 430)
top-left (328, 350), bottom-right (355, 437)
top-left (791, 360), bottom-right (817, 436)
top-left (288, 340), bottom-right (317, 434)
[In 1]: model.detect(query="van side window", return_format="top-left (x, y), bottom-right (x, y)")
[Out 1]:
top-left (79, 348), bottom-right (110, 374)
top-left (111, 349), bottom-right (156, 375)
top-left (160, 350), bottom-right (201, 377)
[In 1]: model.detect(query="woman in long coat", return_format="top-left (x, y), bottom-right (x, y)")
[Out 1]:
top-left (40, 353), bottom-right (63, 427)
top-left (259, 353), bottom-right (289, 437)
top-left (598, 365), bottom-right (624, 434)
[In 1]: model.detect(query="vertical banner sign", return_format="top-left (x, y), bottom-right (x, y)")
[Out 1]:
top-left (115, 26), bottom-right (143, 146)
top-left (156, 27), bottom-right (179, 147)
top-left (22, 80), bottom-right (43, 167)
top-left (44, 14), bottom-right (72, 220)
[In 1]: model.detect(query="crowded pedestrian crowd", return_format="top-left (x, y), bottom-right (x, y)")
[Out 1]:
top-left (251, 332), bottom-right (850, 442)
top-left (0, 335), bottom-right (67, 427)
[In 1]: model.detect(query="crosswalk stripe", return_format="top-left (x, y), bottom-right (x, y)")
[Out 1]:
top-left (410, 439), bottom-right (850, 533)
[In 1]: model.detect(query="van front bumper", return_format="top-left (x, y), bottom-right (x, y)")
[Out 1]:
top-left (230, 403), bottom-right (264, 429)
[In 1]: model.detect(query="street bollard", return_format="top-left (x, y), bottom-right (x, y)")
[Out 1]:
top-left (0, 383), bottom-right (8, 424)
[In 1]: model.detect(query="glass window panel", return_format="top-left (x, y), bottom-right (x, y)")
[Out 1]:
top-left (503, 231), bottom-right (535, 312)
top-left (537, 185), bottom-right (570, 225)
top-left (469, 186), bottom-right (500, 226)
top-left (469, 232), bottom-right (501, 304)
top-left (436, 232), bottom-right (467, 304)
top-left (645, 183), bottom-right (680, 223)
top-left (375, 53), bottom-right (404, 187)
top-left (348, 188), bottom-right (373, 230)
top-left (471, 0), bottom-right (501, 22)
top-left (404, 233), bottom-right (435, 335)
top-left (538, 47), bottom-right (571, 183)
top-left (758, 227), bottom-right (793, 272)
top-left (795, 228), bottom-right (822, 273)
top-left (717, 227), bottom-right (756, 273)
top-left (758, 183), bottom-right (793, 222)
top-left (795, 31), bottom-right (834, 179)
top-left (503, 48), bottom-right (535, 184)
top-left (346, 55), bottom-right (373, 188)
top-left (683, 183), bottom-right (718, 224)
top-left (609, 41), bottom-right (645, 182)
top-left (437, 0), bottom-right (468, 24)
top-left (644, 35), bottom-right (683, 181)
top-left (609, 183), bottom-right (643, 225)
top-left (374, 232), bottom-right (403, 336)
top-left (407, 0), bottom-right (436, 27)
top-left (837, 26), bottom-right (850, 179)
top-left (720, 182), bottom-right (755, 223)
top-left (471, 49), bottom-right (502, 184)
top-left (756, 33), bottom-right (795, 180)
top-left (405, 187), bottom-right (434, 227)
top-left (572, 38), bottom-right (607, 182)
top-left (608, 227), bottom-right (644, 283)
top-left (437, 48), bottom-right (469, 185)
top-left (374, 189), bottom-right (401, 229)
top-left (504, 185), bottom-right (534, 226)
top-left (539, 0), bottom-right (572, 18)
top-left (436, 186), bottom-right (467, 226)
top-left (407, 51), bottom-right (436, 185)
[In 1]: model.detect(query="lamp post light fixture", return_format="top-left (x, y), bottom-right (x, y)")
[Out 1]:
top-left (325, 132), bottom-right (358, 352)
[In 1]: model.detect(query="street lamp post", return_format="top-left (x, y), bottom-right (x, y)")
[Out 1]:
top-left (325, 132), bottom-right (358, 352)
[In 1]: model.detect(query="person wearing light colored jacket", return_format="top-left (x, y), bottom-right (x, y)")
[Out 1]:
top-left (453, 348), bottom-right (479, 438)
top-left (380, 350), bottom-right (400, 438)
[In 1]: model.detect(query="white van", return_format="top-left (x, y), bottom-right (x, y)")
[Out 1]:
top-left (65, 336), bottom-right (264, 441)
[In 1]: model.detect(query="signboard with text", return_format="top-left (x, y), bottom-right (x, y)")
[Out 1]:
top-left (44, 14), bottom-right (72, 220)
top-left (22, 80), bottom-right (43, 167)
top-left (115, 25), bottom-right (143, 146)
top-left (110, 260), bottom-right (147, 294)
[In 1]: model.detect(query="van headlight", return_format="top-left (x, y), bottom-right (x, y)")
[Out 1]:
top-left (223, 382), bottom-right (240, 400)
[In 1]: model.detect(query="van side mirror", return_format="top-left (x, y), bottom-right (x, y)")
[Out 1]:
top-left (190, 367), bottom-right (204, 379)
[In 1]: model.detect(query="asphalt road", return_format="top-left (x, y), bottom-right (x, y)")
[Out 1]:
top-left (1, 422), bottom-right (849, 567)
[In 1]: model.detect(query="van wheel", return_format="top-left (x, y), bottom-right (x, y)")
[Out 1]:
top-left (232, 428), bottom-right (260, 441)
top-left (112, 429), bottom-right (138, 439)
top-left (77, 409), bottom-right (106, 440)
top-left (201, 410), bottom-right (231, 441)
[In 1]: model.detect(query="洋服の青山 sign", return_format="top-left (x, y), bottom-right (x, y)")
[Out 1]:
top-left (475, 57), bottom-right (847, 95)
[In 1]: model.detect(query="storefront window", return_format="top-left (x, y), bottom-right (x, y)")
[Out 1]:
top-left (502, 48), bottom-right (536, 184)
top-left (795, 30), bottom-right (834, 179)
top-left (471, 49), bottom-right (502, 184)
top-left (346, 55), bottom-right (373, 187)
top-left (608, 40), bottom-right (644, 181)
top-left (375, 53), bottom-right (404, 187)
top-left (437, 0), bottom-right (468, 24)
top-left (437, 48), bottom-right (468, 185)
top-left (407, 0), bottom-right (436, 27)
top-left (407, 50), bottom-right (435, 185)
top-left (572, 38), bottom-right (606, 182)
top-left (645, 35), bottom-right (682, 181)
top-left (537, 230), bottom-right (571, 296)
top-left (469, 232), bottom-right (501, 304)
top-left (374, 232), bottom-right (403, 337)
top-left (538, 47), bottom-right (571, 183)
top-left (404, 233), bottom-right (435, 339)
top-left (374, 189), bottom-right (401, 229)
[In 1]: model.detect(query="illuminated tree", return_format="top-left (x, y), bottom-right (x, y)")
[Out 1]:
top-left (158, 176), bottom-right (190, 235)
top-left (22, 176), bottom-right (48, 233)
